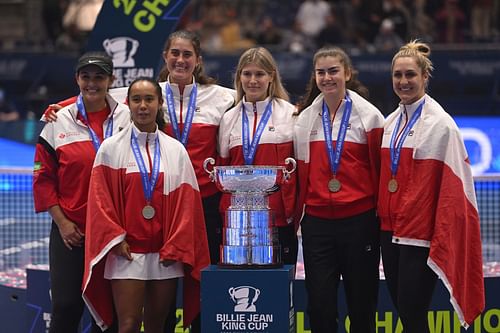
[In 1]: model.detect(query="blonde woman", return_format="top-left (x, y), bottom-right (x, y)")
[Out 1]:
top-left (378, 41), bottom-right (484, 332)
top-left (218, 47), bottom-right (298, 265)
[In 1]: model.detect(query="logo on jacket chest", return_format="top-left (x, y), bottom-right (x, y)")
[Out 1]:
top-left (385, 128), bottom-right (416, 136)
top-left (231, 126), bottom-right (276, 142)
top-left (166, 106), bottom-right (201, 121)
top-left (58, 131), bottom-right (81, 139)
top-left (310, 123), bottom-right (351, 137)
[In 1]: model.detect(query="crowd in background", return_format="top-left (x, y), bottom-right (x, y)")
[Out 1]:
top-left (179, 0), bottom-right (500, 54)
top-left (35, 0), bottom-right (500, 55)
top-left (41, 0), bottom-right (104, 52)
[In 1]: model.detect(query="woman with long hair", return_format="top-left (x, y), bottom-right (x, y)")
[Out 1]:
top-left (294, 46), bottom-right (384, 333)
top-left (218, 47), bottom-right (298, 265)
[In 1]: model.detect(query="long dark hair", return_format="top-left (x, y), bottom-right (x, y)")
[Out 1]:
top-left (127, 77), bottom-right (166, 130)
top-left (157, 30), bottom-right (217, 85)
top-left (296, 46), bottom-right (369, 114)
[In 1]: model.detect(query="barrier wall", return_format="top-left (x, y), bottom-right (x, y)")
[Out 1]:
top-left (1, 268), bottom-right (499, 333)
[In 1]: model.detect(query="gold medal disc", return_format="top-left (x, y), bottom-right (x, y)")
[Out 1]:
top-left (142, 205), bottom-right (155, 219)
top-left (388, 179), bottom-right (398, 193)
top-left (328, 178), bottom-right (341, 192)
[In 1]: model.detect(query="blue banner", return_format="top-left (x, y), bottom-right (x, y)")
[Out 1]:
top-left (455, 117), bottom-right (500, 175)
top-left (202, 266), bottom-right (295, 333)
top-left (85, 0), bottom-right (191, 88)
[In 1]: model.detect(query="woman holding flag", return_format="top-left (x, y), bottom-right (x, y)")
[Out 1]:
top-left (378, 40), bottom-right (484, 332)
top-left (83, 77), bottom-right (209, 333)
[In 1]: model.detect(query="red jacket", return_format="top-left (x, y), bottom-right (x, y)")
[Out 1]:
top-left (33, 95), bottom-right (130, 230)
top-left (293, 90), bottom-right (384, 224)
top-left (160, 81), bottom-right (235, 198)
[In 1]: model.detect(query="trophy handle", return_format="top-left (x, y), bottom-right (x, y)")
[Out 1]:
top-left (283, 157), bottom-right (297, 180)
top-left (265, 184), bottom-right (280, 194)
top-left (203, 157), bottom-right (216, 182)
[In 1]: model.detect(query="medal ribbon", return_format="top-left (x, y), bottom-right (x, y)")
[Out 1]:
top-left (131, 129), bottom-right (161, 205)
top-left (76, 94), bottom-right (113, 152)
top-left (321, 94), bottom-right (352, 176)
top-left (241, 100), bottom-right (273, 165)
top-left (165, 83), bottom-right (197, 146)
top-left (389, 100), bottom-right (425, 177)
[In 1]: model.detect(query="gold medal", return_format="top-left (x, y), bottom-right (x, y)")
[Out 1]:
top-left (328, 178), bottom-right (341, 192)
top-left (388, 178), bottom-right (398, 193)
top-left (142, 205), bottom-right (155, 219)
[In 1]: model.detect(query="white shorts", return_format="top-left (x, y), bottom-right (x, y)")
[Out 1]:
top-left (104, 252), bottom-right (184, 280)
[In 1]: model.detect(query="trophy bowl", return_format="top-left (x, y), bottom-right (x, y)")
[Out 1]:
top-left (203, 157), bottom-right (296, 193)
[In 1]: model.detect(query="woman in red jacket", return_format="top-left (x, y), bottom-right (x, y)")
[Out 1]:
top-left (33, 51), bottom-right (130, 333)
top-left (294, 46), bottom-right (384, 333)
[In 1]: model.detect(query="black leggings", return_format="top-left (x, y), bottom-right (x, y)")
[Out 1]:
top-left (48, 222), bottom-right (85, 333)
top-left (381, 231), bottom-right (438, 333)
top-left (301, 209), bottom-right (380, 333)
top-left (202, 192), bottom-right (223, 264)
top-left (278, 223), bottom-right (298, 265)
top-left (49, 222), bottom-right (117, 333)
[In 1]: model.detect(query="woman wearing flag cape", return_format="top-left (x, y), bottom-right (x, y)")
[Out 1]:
top-left (378, 40), bottom-right (484, 332)
top-left (83, 77), bottom-right (209, 332)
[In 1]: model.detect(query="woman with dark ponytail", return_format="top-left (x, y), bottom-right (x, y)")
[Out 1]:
top-left (156, 31), bottom-right (235, 271)
top-left (294, 46), bottom-right (384, 333)
top-left (83, 77), bottom-right (209, 333)
top-left (33, 51), bottom-right (130, 333)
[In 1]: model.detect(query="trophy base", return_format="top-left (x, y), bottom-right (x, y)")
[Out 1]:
top-left (219, 245), bottom-right (281, 268)
top-left (217, 262), bottom-right (283, 269)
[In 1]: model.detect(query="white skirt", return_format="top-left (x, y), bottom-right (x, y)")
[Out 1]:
top-left (104, 252), bottom-right (184, 280)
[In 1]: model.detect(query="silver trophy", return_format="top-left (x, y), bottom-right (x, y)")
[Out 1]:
top-left (203, 157), bottom-right (296, 267)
